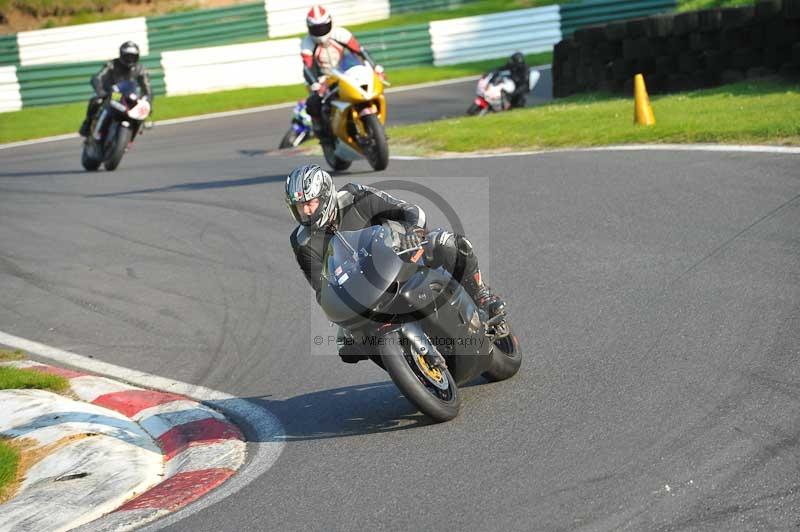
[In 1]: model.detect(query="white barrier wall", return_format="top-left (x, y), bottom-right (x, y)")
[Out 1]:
top-left (17, 18), bottom-right (149, 67)
top-left (0, 66), bottom-right (22, 112)
top-left (161, 38), bottom-right (303, 96)
top-left (429, 5), bottom-right (562, 66)
top-left (266, 0), bottom-right (390, 38)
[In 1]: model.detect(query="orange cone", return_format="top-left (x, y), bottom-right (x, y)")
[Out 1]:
top-left (633, 73), bottom-right (655, 126)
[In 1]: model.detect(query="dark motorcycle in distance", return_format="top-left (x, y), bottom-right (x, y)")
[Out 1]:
top-left (82, 80), bottom-right (151, 171)
top-left (279, 100), bottom-right (314, 149)
top-left (466, 68), bottom-right (541, 116)
top-left (320, 224), bottom-right (521, 422)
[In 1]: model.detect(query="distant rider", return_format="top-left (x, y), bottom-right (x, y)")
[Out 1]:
top-left (301, 4), bottom-right (382, 144)
top-left (285, 164), bottom-right (507, 363)
top-left (494, 51), bottom-right (530, 109)
top-left (78, 41), bottom-right (153, 137)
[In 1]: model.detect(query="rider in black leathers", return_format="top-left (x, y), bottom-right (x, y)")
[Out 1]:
top-left (285, 164), bottom-right (506, 363)
top-left (78, 41), bottom-right (153, 137)
top-left (495, 51), bottom-right (530, 109)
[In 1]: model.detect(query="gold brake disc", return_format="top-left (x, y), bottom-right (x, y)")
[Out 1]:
top-left (417, 354), bottom-right (444, 383)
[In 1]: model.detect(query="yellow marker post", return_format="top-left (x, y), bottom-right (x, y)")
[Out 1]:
top-left (633, 73), bottom-right (655, 126)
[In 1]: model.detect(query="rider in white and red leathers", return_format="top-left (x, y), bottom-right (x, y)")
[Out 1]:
top-left (301, 4), bottom-right (381, 143)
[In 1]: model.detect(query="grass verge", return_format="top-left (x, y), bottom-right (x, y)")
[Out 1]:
top-left (388, 79), bottom-right (800, 154)
top-left (0, 349), bottom-right (25, 361)
top-left (0, 365), bottom-right (69, 392)
top-left (676, 0), bottom-right (756, 11)
top-left (0, 440), bottom-right (19, 501)
top-left (0, 52), bottom-right (551, 144)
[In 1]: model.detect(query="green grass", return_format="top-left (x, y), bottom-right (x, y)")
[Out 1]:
top-left (0, 440), bottom-right (19, 500)
top-left (388, 79), bottom-right (800, 153)
top-left (676, 0), bottom-right (756, 11)
top-left (0, 366), bottom-right (69, 392)
top-left (0, 52), bottom-right (551, 143)
top-left (0, 349), bottom-right (25, 362)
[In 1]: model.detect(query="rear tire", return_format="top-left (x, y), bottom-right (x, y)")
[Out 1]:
top-left (483, 331), bottom-right (522, 382)
top-left (81, 142), bottom-right (101, 171)
top-left (362, 114), bottom-right (389, 171)
top-left (322, 142), bottom-right (352, 172)
top-left (380, 331), bottom-right (460, 422)
top-left (104, 126), bottom-right (131, 171)
top-left (279, 129), bottom-right (298, 149)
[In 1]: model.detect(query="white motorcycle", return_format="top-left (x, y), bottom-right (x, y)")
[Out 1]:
top-left (466, 68), bottom-right (541, 116)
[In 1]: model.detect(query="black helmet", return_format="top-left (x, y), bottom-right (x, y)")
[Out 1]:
top-left (285, 164), bottom-right (337, 228)
top-left (510, 52), bottom-right (525, 66)
top-left (119, 41), bottom-right (140, 69)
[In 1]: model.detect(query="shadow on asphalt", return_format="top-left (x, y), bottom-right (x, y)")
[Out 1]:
top-left (246, 381), bottom-right (435, 441)
top-left (86, 174), bottom-right (287, 198)
top-left (0, 170), bottom-right (87, 178)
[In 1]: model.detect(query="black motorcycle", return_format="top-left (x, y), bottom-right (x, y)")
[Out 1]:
top-left (81, 80), bottom-right (151, 171)
top-left (320, 224), bottom-right (521, 422)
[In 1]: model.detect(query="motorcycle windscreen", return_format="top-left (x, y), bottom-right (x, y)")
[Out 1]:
top-left (320, 226), bottom-right (405, 326)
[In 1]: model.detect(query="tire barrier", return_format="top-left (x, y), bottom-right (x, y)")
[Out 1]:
top-left (553, 0), bottom-right (800, 98)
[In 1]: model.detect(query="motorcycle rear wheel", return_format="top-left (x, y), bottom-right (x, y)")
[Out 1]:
top-left (81, 142), bottom-right (101, 171)
top-left (362, 114), bottom-right (389, 171)
top-left (322, 142), bottom-right (352, 172)
top-left (104, 126), bottom-right (131, 171)
top-left (380, 331), bottom-right (460, 422)
top-left (483, 329), bottom-right (522, 382)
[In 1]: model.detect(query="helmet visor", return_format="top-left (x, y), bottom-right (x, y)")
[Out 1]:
top-left (308, 21), bottom-right (332, 37)
top-left (292, 198), bottom-right (322, 226)
top-left (121, 53), bottom-right (139, 67)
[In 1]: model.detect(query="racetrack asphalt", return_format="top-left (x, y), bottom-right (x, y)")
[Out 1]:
top-left (1, 71), bottom-right (800, 531)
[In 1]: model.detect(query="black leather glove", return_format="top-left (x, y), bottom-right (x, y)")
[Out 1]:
top-left (399, 226), bottom-right (425, 251)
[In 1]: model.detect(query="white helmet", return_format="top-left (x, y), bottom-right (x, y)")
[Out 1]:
top-left (285, 164), bottom-right (337, 228)
top-left (306, 4), bottom-right (332, 44)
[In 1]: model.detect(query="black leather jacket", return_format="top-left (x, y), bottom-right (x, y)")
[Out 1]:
top-left (290, 183), bottom-right (426, 296)
top-left (91, 59), bottom-right (153, 100)
top-left (497, 61), bottom-right (530, 95)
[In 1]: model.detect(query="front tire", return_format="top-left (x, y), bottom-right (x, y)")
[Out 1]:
top-left (104, 126), bottom-right (131, 171)
top-left (483, 331), bottom-right (522, 382)
top-left (380, 331), bottom-right (460, 422)
top-left (362, 113), bottom-right (389, 171)
top-left (279, 128), bottom-right (299, 149)
top-left (322, 142), bottom-right (352, 172)
top-left (466, 102), bottom-right (482, 116)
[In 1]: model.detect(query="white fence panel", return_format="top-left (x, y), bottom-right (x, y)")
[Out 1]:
top-left (0, 66), bottom-right (22, 113)
top-left (429, 6), bottom-right (562, 66)
top-left (161, 38), bottom-right (303, 96)
top-left (266, 0), bottom-right (390, 38)
top-left (17, 18), bottom-right (149, 67)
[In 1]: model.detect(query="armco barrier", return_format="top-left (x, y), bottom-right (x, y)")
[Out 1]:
top-left (147, 3), bottom-right (269, 53)
top-left (16, 18), bottom-right (149, 67)
top-left (429, 5), bottom-right (562, 65)
top-left (553, 1), bottom-right (800, 97)
top-left (358, 24), bottom-right (434, 68)
top-left (560, 0), bottom-right (677, 36)
top-left (0, 35), bottom-right (20, 67)
top-left (0, 66), bottom-right (22, 112)
top-left (265, 0), bottom-right (390, 38)
top-left (17, 54), bottom-right (165, 107)
top-left (389, 0), bottom-right (469, 14)
top-left (160, 39), bottom-right (300, 96)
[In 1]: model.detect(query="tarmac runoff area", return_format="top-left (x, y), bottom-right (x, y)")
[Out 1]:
top-left (0, 360), bottom-right (245, 532)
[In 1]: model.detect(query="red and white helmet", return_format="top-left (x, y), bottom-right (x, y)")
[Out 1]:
top-left (306, 5), bottom-right (332, 44)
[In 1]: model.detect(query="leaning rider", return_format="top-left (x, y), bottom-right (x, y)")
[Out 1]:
top-left (79, 41), bottom-right (153, 137)
top-left (301, 4), bottom-right (382, 145)
top-left (285, 164), bottom-right (507, 363)
top-left (494, 51), bottom-right (530, 109)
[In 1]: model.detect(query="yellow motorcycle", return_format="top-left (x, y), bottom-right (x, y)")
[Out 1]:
top-left (320, 61), bottom-right (389, 172)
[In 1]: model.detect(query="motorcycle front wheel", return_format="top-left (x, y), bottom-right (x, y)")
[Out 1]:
top-left (380, 331), bottom-right (460, 422)
top-left (104, 125), bottom-right (131, 171)
top-left (362, 114), bottom-right (389, 171)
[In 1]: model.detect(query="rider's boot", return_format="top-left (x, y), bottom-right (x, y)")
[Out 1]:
top-left (465, 270), bottom-right (506, 318)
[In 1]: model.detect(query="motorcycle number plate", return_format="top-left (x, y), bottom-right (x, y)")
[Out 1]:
top-left (111, 92), bottom-right (123, 102)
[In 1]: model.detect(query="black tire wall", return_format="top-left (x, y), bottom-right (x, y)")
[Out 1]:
top-left (553, 0), bottom-right (800, 98)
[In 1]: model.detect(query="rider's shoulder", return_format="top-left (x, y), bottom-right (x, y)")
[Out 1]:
top-left (331, 26), bottom-right (354, 42)
top-left (290, 224), bottom-right (312, 247)
top-left (300, 35), bottom-right (315, 52)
